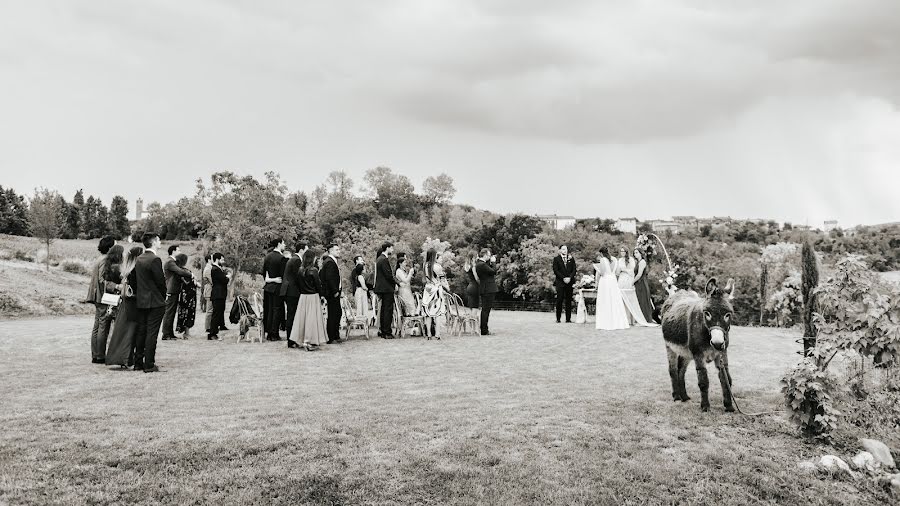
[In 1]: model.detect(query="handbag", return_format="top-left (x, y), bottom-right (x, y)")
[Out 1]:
top-left (101, 292), bottom-right (121, 307)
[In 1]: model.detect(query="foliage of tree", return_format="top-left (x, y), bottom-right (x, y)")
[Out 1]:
top-left (421, 173), bottom-right (456, 206)
top-left (108, 195), bottom-right (130, 239)
top-left (801, 240), bottom-right (819, 354)
top-left (364, 166), bottom-right (420, 221)
top-left (0, 185), bottom-right (30, 235)
top-left (782, 255), bottom-right (900, 437)
top-left (28, 188), bottom-right (64, 271)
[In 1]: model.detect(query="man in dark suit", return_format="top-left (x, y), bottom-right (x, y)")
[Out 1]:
top-left (280, 240), bottom-right (308, 343)
top-left (475, 248), bottom-right (498, 336)
top-left (161, 244), bottom-right (194, 340)
top-left (319, 244), bottom-right (343, 343)
top-left (133, 233), bottom-right (167, 372)
top-left (553, 244), bottom-right (577, 323)
top-left (373, 242), bottom-right (397, 338)
top-left (261, 238), bottom-right (286, 341)
top-left (85, 235), bottom-right (116, 363)
top-left (208, 252), bottom-right (230, 341)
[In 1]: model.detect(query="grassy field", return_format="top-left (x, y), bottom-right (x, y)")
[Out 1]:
top-left (0, 311), bottom-right (892, 505)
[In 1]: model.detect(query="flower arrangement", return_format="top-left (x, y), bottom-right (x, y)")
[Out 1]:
top-left (573, 274), bottom-right (595, 290)
top-left (636, 234), bottom-right (656, 261)
top-left (660, 264), bottom-right (680, 295)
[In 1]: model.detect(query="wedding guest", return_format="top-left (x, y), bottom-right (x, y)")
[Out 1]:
top-left (162, 244), bottom-right (194, 340)
top-left (86, 235), bottom-right (116, 363)
top-left (202, 253), bottom-right (214, 336)
top-left (320, 244), bottom-right (344, 344)
top-left (633, 248), bottom-right (655, 323)
top-left (279, 248), bottom-right (291, 332)
top-left (133, 233), bottom-right (167, 372)
top-left (553, 244), bottom-right (577, 323)
top-left (106, 246), bottom-right (144, 368)
top-left (421, 248), bottom-right (448, 337)
top-left (395, 253), bottom-right (417, 316)
top-left (374, 242), bottom-right (397, 338)
top-left (288, 249), bottom-right (328, 350)
top-left (463, 253), bottom-right (480, 316)
top-left (208, 252), bottom-right (230, 341)
top-left (262, 238), bottom-right (287, 341)
top-left (92, 244), bottom-right (125, 362)
top-left (174, 253), bottom-right (197, 339)
top-left (350, 255), bottom-right (371, 320)
top-left (280, 241), bottom-right (307, 343)
top-left (475, 248), bottom-right (498, 336)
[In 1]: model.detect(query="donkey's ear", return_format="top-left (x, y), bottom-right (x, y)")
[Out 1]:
top-left (724, 278), bottom-right (735, 300)
top-left (705, 278), bottom-right (718, 296)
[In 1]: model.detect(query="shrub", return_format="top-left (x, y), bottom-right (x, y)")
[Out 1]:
top-left (0, 292), bottom-right (25, 313)
top-left (13, 250), bottom-right (33, 262)
top-left (59, 258), bottom-right (90, 276)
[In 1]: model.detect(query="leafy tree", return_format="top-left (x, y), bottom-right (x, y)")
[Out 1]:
top-left (421, 173), bottom-right (456, 206)
top-left (364, 166), bottom-right (420, 221)
top-left (325, 170), bottom-right (354, 199)
top-left (201, 171), bottom-right (304, 291)
top-left (471, 214), bottom-right (544, 258)
top-left (801, 241), bottom-right (819, 355)
top-left (0, 186), bottom-right (30, 235)
top-left (28, 188), bottom-right (64, 271)
top-left (109, 195), bottom-right (130, 239)
top-left (501, 235), bottom-right (557, 300)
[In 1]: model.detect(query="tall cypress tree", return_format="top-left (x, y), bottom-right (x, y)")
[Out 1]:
top-left (801, 240), bottom-right (819, 356)
top-left (109, 195), bottom-right (130, 239)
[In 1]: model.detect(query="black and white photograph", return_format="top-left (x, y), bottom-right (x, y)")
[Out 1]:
top-left (1, 1), bottom-right (899, 504)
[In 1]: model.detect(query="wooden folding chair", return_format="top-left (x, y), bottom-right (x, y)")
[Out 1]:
top-left (341, 295), bottom-right (370, 340)
top-left (452, 293), bottom-right (480, 336)
top-left (236, 293), bottom-right (263, 343)
top-left (395, 293), bottom-right (427, 338)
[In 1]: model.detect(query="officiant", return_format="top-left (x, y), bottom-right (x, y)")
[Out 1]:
top-left (553, 244), bottom-right (577, 323)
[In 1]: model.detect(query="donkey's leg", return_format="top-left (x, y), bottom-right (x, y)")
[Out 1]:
top-left (667, 348), bottom-right (680, 401)
top-left (716, 355), bottom-right (735, 412)
top-left (695, 356), bottom-right (710, 412)
top-left (676, 356), bottom-right (691, 402)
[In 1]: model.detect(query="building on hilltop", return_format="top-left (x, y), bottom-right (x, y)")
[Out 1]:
top-left (647, 220), bottom-right (682, 234)
top-left (615, 217), bottom-right (638, 234)
top-left (537, 214), bottom-right (576, 231)
top-left (824, 220), bottom-right (839, 233)
top-left (135, 198), bottom-right (144, 221)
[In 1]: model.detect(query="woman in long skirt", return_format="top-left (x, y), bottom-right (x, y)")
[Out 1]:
top-left (174, 253), bottom-right (197, 339)
top-left (633, 248), bottom-right (655, 323)
top-left (395, 254), bottom-right (417, 316)
top-left (463, 253), bottom-right (480, 317)
top-left (106, 246), bottom-right (144, 368)
top-left (288, 249), bottom-right (328, 350)
top-left (350, 256), bottom-right (371, 321)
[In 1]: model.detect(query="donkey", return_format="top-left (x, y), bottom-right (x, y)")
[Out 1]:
top-left (661, 278), bottom-right (736, 412)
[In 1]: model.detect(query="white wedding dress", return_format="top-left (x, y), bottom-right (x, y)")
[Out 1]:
top-left (594, 258), bottom-right (630, 331)
top-left (617, 257), bottom-right (658, 327)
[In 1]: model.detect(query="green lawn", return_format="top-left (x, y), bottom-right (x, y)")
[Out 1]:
top-left (0, 312), bottom-right (890, 505)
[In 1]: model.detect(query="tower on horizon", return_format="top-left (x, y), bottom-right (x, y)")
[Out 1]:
top-left (135, 198), bottom-right (144, 221)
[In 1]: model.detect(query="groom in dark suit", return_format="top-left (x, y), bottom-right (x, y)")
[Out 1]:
top-left (320, 244), bottom-right (343, 344)
top-left (373, 242), bottom-right (396, 338)
top-left (475, 248), bottom-right (498, 336)
top-left (134, 233), bottom-right (167, 372)
top-left (262, 238), bottom-right (286, 341)
top-left (553, 244), bottom-right (577, 323)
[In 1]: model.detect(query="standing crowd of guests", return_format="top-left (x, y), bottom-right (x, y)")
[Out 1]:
top-left (85, 233), bottom-right (232, 371)
top-left (85, 233), bottom-right (502, 367)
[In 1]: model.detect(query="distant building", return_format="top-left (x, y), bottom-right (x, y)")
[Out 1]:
top-left (824, 220), bottom-right (839, 233)
top-left (537, 214), bottom-right (576, 231)
top-left (648, 220), bottom-right (682, 234)
top-left (615, 217), bottom-right (638, 235)
top-left (135, 198), bottom-right (144, 221)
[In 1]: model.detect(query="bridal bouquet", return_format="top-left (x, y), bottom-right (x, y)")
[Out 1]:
top-left (660, 264), bottom-right (680, 295)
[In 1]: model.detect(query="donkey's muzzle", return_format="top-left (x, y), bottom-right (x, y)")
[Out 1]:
top-left (710, 327), bottom-right (726, 350)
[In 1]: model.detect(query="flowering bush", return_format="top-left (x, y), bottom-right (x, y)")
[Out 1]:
top-left (659, 264), bottom-right (680, 295)
top-left (766, 270), bottom-right (802, 327)
top-left (635, 234), bottom-right (656, 261)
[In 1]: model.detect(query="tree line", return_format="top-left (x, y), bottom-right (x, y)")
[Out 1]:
top-left (0, 186), bottom-right (131, 240)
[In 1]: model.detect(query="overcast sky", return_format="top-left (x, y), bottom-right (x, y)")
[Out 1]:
top-left (1, 0), bottom-right (898, 227)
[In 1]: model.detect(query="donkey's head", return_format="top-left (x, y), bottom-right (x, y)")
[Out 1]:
top-left (703, 277), bottom-right (735, 351)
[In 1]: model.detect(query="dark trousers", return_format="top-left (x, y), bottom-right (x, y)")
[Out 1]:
top-left (556, 286), bottom-right (573, 322)
top-left (134, 306), bottom-right (165, 369)
top-left (480, 293), bottom-right (495, 335)
top-left (209, 298), bottom-right (226, 336)
top-left (90, 303), bottom-right (113, 360)
top-left (325, 296), bottom-right (342, 342)
top-left (283, 295), bottom-right (299, 337)
top-left (378, 293), bottom-right (394, 336)
top-left (263, 290), bottom-right (283, 339)
top-left (161, 293), bottom-right (179, 338)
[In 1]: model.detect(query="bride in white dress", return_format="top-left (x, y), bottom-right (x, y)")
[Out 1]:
top-left (594, 247), bottom-right (630, 330)
top-left (616, 248), bottom-right (658, 327)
